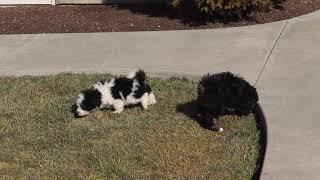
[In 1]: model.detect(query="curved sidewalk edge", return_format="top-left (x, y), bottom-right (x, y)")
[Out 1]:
top-left (257, 11), bottom-right (320, 180)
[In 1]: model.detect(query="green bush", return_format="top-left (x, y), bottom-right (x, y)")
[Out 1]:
top-left (171, 0), bottom-right (278, 18)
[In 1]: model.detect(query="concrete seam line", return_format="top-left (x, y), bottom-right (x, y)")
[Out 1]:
top-left (254, 20), bottom-right (289, 86)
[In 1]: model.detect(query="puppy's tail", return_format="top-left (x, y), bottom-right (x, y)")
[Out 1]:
top-left (128, 69), bottom-right (146, 84)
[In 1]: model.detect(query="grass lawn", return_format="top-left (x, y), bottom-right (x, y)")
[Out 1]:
top-left (0, 74), bottom-right (261, 179)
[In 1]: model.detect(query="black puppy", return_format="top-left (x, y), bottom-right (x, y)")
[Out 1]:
top-left (197, 72), bottom-right (259, 132)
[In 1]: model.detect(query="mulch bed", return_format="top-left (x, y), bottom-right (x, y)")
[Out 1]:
top-left (0, 0), bottom-right (320, 34)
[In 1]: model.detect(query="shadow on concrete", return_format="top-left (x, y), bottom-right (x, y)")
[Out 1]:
top-left (176, 101), bottom-right (267, 180)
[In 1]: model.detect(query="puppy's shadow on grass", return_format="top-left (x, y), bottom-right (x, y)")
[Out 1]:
top-left (69, 104), bottom-right (142, 118)
top-left (176, 101), bottom-right (267, 180)
top-left (176, 100), bottom-right (212, 130)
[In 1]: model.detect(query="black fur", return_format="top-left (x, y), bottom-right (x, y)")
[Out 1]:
top-left (133, 69), bottom-right (146, 85)
top-left (197, 72), bottom-right (259, 131)
top-left (111, 70), bottom-right (148, 99)
top-left (80, 89), bottom-right (102, 112)
top-left (132, 70), bottom-right (151, 98)
top-left (111, 77), bottom-right (134, 99)
top-left (134, 83), bottom-right (152, 98)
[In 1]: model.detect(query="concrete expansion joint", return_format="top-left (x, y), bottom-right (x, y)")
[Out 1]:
top-left (254, 20), bottom-right (289, 86)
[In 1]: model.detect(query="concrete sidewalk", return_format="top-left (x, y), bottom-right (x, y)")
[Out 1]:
top-left (0, 21), bottom-right (285, 84)
top-left (257, 11), bottom-right (320, 180)
top-left (1, 11), bottom-right (320, 179)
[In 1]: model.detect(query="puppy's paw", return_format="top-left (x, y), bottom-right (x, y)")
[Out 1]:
top-left (211, 126), bottom-right (224, 132)
top-left (112, 110), bottom-right (123, 114)
top-left (142, 104), bottom-right (148, 110)
top-left (141, 93), bottom-right (150, 110)
top-left (148, 92), bottom-right (157, 105)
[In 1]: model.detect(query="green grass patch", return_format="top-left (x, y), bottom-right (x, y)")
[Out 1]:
top-left (0, 74), bottom-right (261, 179)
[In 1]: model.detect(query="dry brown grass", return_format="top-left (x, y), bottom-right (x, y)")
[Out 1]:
top-left (0, 74), bottom-right (261, 179)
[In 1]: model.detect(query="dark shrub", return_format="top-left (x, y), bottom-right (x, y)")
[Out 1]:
top-left (170, 0), bottom-right (281, 18)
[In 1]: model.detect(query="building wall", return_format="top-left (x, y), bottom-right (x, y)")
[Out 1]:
top-left (0, 0), bottom-right (166, 5)
top-left (0, 0), bottom-right (53, 4)
top-left (56, 0), bottom-right (166, 4)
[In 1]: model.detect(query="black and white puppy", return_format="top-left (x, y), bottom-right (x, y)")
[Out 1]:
top-left (197, 72), bottom-right (259, 132)
top-left (75, 70), bottom-right (156, 117)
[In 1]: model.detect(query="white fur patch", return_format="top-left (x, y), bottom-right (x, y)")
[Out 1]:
top-left (148, 92), bottom-right (157, 105)
top-left (94, 79), bottom-right (115, 108)
top-left (141, 93), bottom-right (150, 110)
top-left (113, 99), bottom-right (124, 113)
top-left (76, 107), bottom-right (89, 117)
top-left (132, 80), bottom-right (139, 92)
top-left (76, 93), bottom-right (85, 106)
top-left (127, 69), bottom-right (139, 79)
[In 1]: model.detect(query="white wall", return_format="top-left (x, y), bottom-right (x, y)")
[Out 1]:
top-left (0, 0), bottom-right (53, 4)
top-left (56, 0), bottom-right (166, 4)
